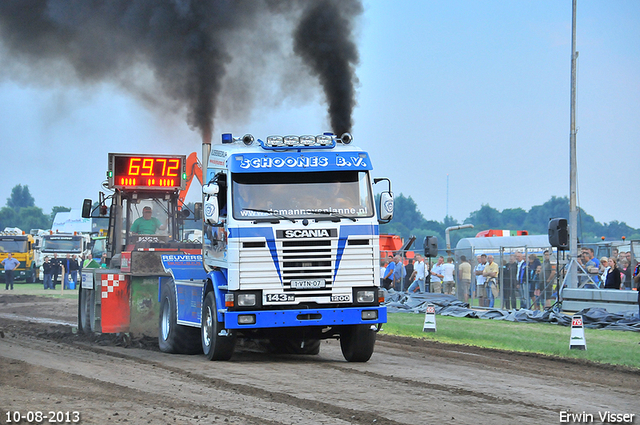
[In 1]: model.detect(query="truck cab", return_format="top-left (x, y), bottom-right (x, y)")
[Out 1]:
top-left (0, 230), bottom-right (37, 283)
top-left (187, 133), bottom-right (393, 361)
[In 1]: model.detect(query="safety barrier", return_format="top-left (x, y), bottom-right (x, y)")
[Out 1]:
top-left (561, 288), bottom-right (638, 314)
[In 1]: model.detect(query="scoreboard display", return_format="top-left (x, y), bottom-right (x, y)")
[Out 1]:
top-left (108, 153), bottom-right (187, 190)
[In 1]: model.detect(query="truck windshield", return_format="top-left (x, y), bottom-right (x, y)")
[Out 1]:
top-left (232, 171), bottom-right (374, 220)
top-left (0, 239), bottom-right (28, 253)
top-left (41, 237), bottom-right (83, 253)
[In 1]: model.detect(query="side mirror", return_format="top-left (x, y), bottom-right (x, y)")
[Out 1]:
top-left (194, 202), bottom-right (203, 221)
top-left (378, 191), bottom-right (394, 223)
top-left (82, 199), bottom-right (93, 218)
top-left (203, 183), bottom-right (220, 225)
top-left (203, 183), bottom-right (219, 196)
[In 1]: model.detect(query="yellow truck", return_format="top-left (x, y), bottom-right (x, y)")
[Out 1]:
top-left (0, 229), bottom-right (38, 283)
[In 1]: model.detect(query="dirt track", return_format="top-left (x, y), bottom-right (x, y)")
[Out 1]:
top-left (0, 293), bottom-right (637, 425)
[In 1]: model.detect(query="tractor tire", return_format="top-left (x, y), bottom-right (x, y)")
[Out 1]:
top-left (158, 279), bottom-right (202, 354)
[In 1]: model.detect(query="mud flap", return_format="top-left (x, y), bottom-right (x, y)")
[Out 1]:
top-left (100, 273), bottom-right (130, 333)
top-left (160, 254), bottom-right (208, 327)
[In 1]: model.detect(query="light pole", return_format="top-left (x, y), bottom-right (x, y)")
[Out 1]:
top-left (568, 0), bottom-right (579, 288)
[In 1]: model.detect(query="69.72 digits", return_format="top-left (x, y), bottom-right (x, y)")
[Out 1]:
top-left (5, 411), bottom-right (80, 423)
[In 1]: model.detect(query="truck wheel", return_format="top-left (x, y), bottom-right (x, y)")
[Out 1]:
top-left (26, 268), bottom-right (36, 283)
top-left (78, 286), bottom-right (94, 334)
top-left (340, 324), bottom-right (376, 362)
top-left (201, 291), bottom-right (236, 361)
top-left (158, 279), bottom-right (201, 354)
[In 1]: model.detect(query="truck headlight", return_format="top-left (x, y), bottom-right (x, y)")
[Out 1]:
top-left (356, 290), bottom-right (375, 303)
top-left (237, 293), bottom-right (256, 307)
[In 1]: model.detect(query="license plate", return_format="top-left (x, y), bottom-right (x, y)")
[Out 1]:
top-left (290, 279), bottom-right (326, 289)
top-left (266, 293), bottom-right (295, 303)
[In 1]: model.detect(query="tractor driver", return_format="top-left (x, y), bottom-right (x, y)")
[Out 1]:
top-left (131, 206), bottom-right (166, 235)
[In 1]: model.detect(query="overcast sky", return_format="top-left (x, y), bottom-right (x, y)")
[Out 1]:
top-left (0, 1), bottom-right (638, 229)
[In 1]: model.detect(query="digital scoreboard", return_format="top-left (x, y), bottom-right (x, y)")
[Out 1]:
top-left (108, 153), bottom-right (187, 190)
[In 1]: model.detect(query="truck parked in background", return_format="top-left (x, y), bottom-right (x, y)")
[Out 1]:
top-left (0, 228), bottom-right (38, 283)
top-left (36, 210), bottom-right (108, 280)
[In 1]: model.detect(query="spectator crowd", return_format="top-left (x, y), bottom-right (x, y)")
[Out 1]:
top-left (381, 246), bottom-right (640, 312)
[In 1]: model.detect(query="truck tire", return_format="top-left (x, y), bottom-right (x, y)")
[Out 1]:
top-left (340, 324), bottom-right (376, 362)
top-left (78, 286), bottom-right (95, 334)
top-left (158, 279), bottom-right (201, 354)
top-left (26, 267), bottom-right (36, 283)
top-left (201, 291), bottom-right (236, 361)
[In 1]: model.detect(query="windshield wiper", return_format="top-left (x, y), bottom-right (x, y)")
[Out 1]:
top-left (314, 211), bottom-right (357, 222)
top-left (243, 208), bottom-right (297, 223)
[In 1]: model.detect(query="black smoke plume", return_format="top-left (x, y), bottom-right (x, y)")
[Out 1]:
top-left (294, 0), bottom-right (362, 136)
top-left (0, 0), bottom-right (363, 140)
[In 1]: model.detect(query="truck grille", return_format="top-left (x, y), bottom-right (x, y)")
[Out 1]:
top-left (282, 240), bottom-right (332, 285)
top-left (237, 234), bottom-right (375, 290)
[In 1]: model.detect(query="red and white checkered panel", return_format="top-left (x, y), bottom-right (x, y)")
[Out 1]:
top-left (100, 273), bottom-right (130, 333)
top-left (102, 273), bottom-right (125, 299)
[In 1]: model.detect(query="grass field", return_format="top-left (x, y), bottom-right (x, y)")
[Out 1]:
top-left (1, 283), bottom-right (79, 299)
top-left (382, 312), bottom-right (640, 369)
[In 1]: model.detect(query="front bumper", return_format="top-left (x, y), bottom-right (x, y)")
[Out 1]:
top-left (224, 306), bottom-right (387, 329)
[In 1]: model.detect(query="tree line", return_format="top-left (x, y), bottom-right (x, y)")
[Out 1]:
top-left (380, 194), bottom-right (640, 249)
top-left (0, 185), bottom-right (70, 232)
top-left (3, 184), bottom-right (638, 246)
top-left (0, 184), bottom-right (200, 233)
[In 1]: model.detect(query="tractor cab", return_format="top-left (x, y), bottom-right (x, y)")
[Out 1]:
top-left (82, 153), bottom-right (201, 268)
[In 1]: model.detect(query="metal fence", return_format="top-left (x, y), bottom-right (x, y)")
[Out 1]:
top-left (398, 236), bottom-right (639, 311)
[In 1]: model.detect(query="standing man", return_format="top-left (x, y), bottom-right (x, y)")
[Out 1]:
top-left (503, 254), bottom-right (518, 310)
top-left (516, 252), bottom-right (527, 309)
top-left (392, 255), bottom-right (406, 292)
top-left (404, 258), bottom-right (414, 293)
top-left (442, 257), bottom-right (456, 295)
top-left (527, 254), bottom-right (542, 307)
top-left (83, 253), bottom-right (95, 268)
top-left (50, 253), bottom-right (61, 290)
top-left (458, 255), bottom-right (472, 304)
top-left (42, 256), bottom-right (54, 290)
top-left (69, 255), bottom-right (80, 289)
top-left (542, 250), bottom-right (556, 308)
top-left (581, 248), bottom-right (599, 287)
top-left (430, 256), bottom-right (445, 294)
top-left (382, 257), bottom-right (395, 290)
top-left (2, 253), bottom-right (20, 290)
top-left (483, 255), bottom-right (499, 308)
top-left (633, 262), bottom-right (640, 318)
top-left (63, 254), bottom-right (74, 289)
top-left (474, 254), bottom-right (487, 307)
top-left (408, 254), bottom-right (426, 293)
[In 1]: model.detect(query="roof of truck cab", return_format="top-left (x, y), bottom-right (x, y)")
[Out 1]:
top-left (207, 140), bottom-right (372, 174)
